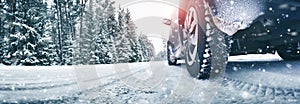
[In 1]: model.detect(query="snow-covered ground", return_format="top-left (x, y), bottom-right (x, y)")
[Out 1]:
top-left (229, 53), bottom-right (283, 62)
top-left (214, 54), bottom-right (300, 104)
top-left (0, 54), bottom-right (300, 103)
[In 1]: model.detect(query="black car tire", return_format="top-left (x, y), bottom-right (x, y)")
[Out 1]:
top-left (167, 42), bottom-right (177, 65)
top-left (183, 0), bottom-right (229, 79)
top-left (277, 43), bottom-right (300, 60)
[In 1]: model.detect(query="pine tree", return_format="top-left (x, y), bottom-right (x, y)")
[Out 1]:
top-left (138, 34), bottom-right (155, 62)
top-left (93, 0), bottom-right (105, 64)
top-left (37, 11), bottom-right (57, 66)
top-left (115, 7), bottom-right (131, 63)
top-left (105, 1), bottom-right (118, 64)
top-left (0, 0), bottom-right (5, 64)
top-left (92, 0), bottom-right (117, 64)
top-left (52, 0), bottom-right (81, 65)
top-left (48, 0), bottom-right (61, 65)
top-left (0, 0), bottom-right (154, 65)
top-left (1, 0), bottom-right (16, 65)
top-left (0, 0), bottom-right (51, 65)
top-left (124, 9), bottom-right (142, 62)
top-left (75, 0), bottom-right (97, 65)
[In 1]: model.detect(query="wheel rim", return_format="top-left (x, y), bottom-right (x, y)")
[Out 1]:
top-left (184, 7), bottom-right (199, 66)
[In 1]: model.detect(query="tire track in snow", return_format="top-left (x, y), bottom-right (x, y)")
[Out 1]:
top-left (0, 66), bottom-right (143, 91)
top-left (75, 67), bottom-right (159, 103)
top-left (219, 77), bottom-right (300, 103)
top-left (0, 65), bottom-right (148, 103)
top-left (0, 82), bottom-right (77, 91)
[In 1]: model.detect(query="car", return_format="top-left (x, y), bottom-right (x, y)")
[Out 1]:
top-left (163, 0), bottom-right (300, 79)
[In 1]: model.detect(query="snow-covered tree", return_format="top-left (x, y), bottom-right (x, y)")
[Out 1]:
top-left (1, 1), bottom-right (16, 65)
top-left (74, 0), bottom-right (98, 65)
top-left (52, 0), bottom-right (81, 65)
top-left (138, 34), bottom-right (155, 62)
top-left (37, 13), bottom-right (57, 66)
top-left (92, 0), bottom-right (118, 64)
top-left (124, 9), bottom-right (143, 62)
top-left (0, 0), bottom-right (6, 64)
top-left (0, 0), bottom-right (155, 65)
top-left (115, 7), bottom-right (132, 63)
top-left (0, 0), bottom-right (50, 65)
top-left (103, 0), bottom-right (118, 64)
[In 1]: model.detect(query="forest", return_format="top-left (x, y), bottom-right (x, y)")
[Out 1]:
top-left (0, 0), bottom-right (155, 66)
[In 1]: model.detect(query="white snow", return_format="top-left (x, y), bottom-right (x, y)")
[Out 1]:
top-left (12, 22), bottom-right (41, 36)
top-left (1, 59), bottom-right (300, 103)
top-left (229, 53), bottom-right (282, 62)
top-left (0, 66), bottom-right (79, 102)
top-left (227, 54), bottom-right (300, 89)
top-left (0, 62), bottom-right (223, 103)
top-left (269, 7), bottom-right (273, 11)
top-left (213, 0), bottom-right (265, 36)
top-left (240, 91), bottom-right (252, 99)
top-left (287, 28), bottom-right (291, 32)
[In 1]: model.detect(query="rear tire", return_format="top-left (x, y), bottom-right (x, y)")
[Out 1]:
top-left (183, 0), bottom-right (229, 79)
top-left (277, 43), bottom-right (300, 60)
top-left (167, 42), bottom-right (177, 65)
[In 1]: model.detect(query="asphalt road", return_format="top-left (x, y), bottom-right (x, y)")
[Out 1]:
top-left (0, 54), bottom-right (299, 103)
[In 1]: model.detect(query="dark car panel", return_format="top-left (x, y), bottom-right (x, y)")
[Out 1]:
top-left (169, 0), bottom-right (300, 57)
top-left (230, 0), bottom-right (300, 55)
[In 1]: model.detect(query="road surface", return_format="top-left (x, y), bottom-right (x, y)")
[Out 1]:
top-left (0, 54), bottom-right (300, 103)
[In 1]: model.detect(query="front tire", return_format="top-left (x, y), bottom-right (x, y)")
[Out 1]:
top-left (183, 0), bottom-right (229, 79)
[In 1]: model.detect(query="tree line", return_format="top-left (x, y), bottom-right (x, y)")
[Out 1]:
top-left (0, 0), bottom-right (154, 66)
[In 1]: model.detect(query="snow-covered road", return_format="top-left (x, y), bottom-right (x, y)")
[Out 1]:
top-left (0, 54), bottom-right (300, 103)
top-left (214, 54), bottom-right (300, 104)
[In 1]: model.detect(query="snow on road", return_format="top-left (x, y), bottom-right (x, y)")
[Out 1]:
top-left (0, 55), bottom-right (300, 103)
top-left (75, 62), bottom-right (223, 104)
top-left (0, 66), bottom-right (79, 103)
top-left (213, 54), bottom-right (300, 104)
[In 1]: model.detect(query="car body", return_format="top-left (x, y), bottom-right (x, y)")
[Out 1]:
top-left (165, 0), bottom-right (300, 79)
